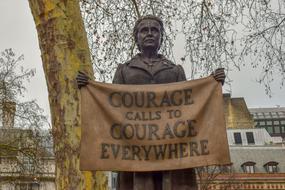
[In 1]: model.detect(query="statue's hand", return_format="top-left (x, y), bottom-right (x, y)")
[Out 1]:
top-left (212, 68), bottom-right (225, 85)
top-left (76, 71), bottom-right (89, 89)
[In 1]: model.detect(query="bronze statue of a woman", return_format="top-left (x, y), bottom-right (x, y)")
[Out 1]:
top-left (77, 15), bottom-right (225, 190)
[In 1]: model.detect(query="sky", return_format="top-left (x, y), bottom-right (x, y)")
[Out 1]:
top-left (0, 0), bottom-right (284, 122)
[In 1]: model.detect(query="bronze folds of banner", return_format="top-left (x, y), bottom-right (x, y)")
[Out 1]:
top-left (80, 76), bottom-right (231, 171)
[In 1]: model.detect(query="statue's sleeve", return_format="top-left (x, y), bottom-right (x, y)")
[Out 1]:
top-left (112, 64), bottom-right (125, 84)
top-left (177, 65), bottom-right (187, 82)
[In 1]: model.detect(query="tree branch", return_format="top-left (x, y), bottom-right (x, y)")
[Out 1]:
top-left (130, 0), bottom-right (141, 18)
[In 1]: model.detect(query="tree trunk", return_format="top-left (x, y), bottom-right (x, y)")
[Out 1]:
top-left (28, 0), bottom-right (108, 189)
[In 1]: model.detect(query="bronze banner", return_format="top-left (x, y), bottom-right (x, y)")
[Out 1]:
top-left (80, 76), bottom-right (230, 171)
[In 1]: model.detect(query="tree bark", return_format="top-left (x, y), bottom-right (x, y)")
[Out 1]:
top-left (28, 0), bottom-right (108, 189)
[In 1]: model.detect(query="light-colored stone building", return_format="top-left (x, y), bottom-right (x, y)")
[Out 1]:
top-left (204, 95), bottom-right (285, 190)
top-left (0, 128), bottom-right (55, 190)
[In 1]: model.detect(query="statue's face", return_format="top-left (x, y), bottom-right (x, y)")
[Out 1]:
top-left (136, 19), bottom-right (162, 52)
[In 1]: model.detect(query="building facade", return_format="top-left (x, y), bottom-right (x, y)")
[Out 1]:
top-left (202, 95), bottom-right (285, 190)
top-left (0, 129), bottom-right (55, 190)
top-left (250, 107), bottom-right (285, 139)
top-left (198, 128), bottom-right (285, 189)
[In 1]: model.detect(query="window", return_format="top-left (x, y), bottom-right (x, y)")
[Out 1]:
top-left (266, 121), bottom-right (272, 125)
top-left (264, 162), bottom-right (278, 173)
top-left (23, 157), bottom-right (34, 173)
top-left (15, 183), bottom-right (39, 190)
top-left (281, 120), bottom-right (285, 125)
top-left (274, 120), bottom-right (280, 125)
top-left (259, 121), bottom-right (265, 125)
top-left (265, 113), bottom-right (271, 118)
top-left (246, 132), bottom-right (255, 144)
top-left (111, 172), bottom-right (118, 189)
top-left (241, 162), bottom-right (256, 173)
top-left (272, 112), bottom-right (279, 118)
top-left (282, 126), bottom-right (285, 133)
top-left (266, 126), bottom-right (273, 134)
top-left (219, 164), bottom-right (233, 173)
top-left (233, 132), bottom-right (242, 144)
top-left (274, 126), bottom-right (281, 133)
top-left (245, 165), bottom-right (255, 173)
top-left (268, 165), bottom-right (278, 173)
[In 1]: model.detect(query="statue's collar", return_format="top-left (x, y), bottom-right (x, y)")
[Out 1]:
top-left (127, 53), bottom-right (174, 76)
top-left (132, 53), bottom-right (168, 63)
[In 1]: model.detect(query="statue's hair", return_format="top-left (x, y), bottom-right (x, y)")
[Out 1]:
top-left (133, 15), bottom-right (164, 50)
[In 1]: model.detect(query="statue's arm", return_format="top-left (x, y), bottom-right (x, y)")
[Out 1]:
top-left (112, 64), bottom-right (125, 84)
top-left (177, 65), bottom-right (187, 82)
